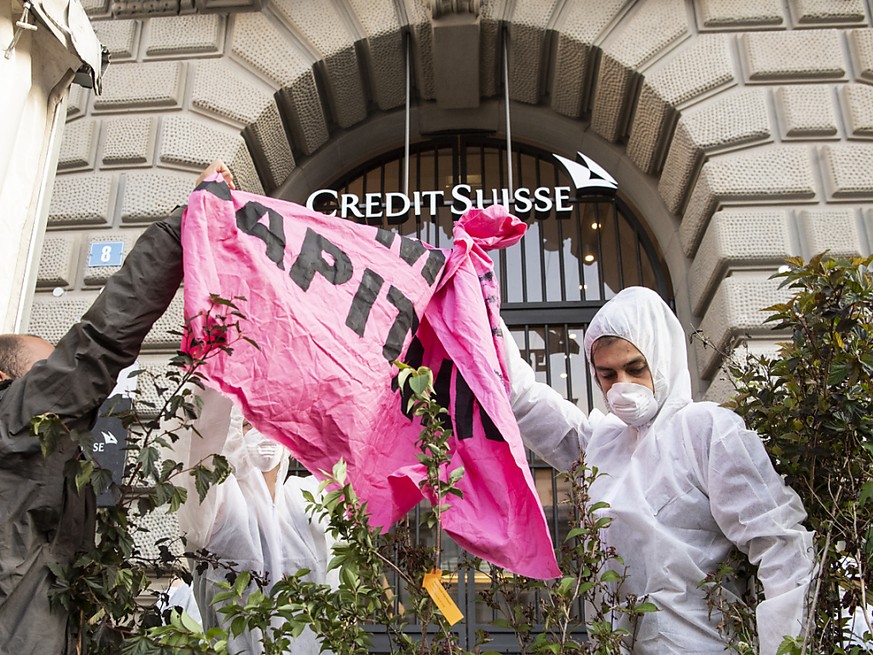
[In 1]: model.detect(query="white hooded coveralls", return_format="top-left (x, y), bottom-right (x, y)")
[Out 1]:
top-left (176, 388), bottom-right (337, 655)
top-left (504, 287), bottom-right (814, 655)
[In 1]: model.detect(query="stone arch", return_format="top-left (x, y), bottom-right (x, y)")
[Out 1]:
top-left (42, 0), bottom-right (873, 398)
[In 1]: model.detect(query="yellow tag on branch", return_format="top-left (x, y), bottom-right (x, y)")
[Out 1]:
top-left (421, 569), bottom-right (463, 626)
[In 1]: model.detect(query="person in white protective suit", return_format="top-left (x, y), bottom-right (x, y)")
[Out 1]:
top-left (175, 388), bottom-right (337, 655)
top-left (503, 286), bottom-right (815, 655)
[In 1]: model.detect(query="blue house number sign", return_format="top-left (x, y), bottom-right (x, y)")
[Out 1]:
top-left (88, 242), bottom-right (124, 267)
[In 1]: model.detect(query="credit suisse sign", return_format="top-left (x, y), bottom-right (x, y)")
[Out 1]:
top-left (306, 152), bottom-right (618, 222)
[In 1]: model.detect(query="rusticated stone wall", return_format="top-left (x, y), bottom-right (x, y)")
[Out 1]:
top-left (30, 0), bottom-right (873, 403)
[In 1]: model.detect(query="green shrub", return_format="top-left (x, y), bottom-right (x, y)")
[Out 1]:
top-left (724, 254), bottom-right (873, 654)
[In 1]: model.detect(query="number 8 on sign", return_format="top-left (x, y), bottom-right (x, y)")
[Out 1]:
top-left (88, 242), bottom-right (124, 267)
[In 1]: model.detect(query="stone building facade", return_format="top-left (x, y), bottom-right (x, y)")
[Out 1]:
top-left (31, 0), bottom-right (873, 399)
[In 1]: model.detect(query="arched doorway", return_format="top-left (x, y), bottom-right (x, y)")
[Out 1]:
top-left (302, 135), bottom-right (673, 650)
top-left (313, 135), bottom-right (672, 409)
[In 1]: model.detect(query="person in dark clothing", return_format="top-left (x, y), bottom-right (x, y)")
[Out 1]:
top-left (0, 160), bottom-right (234, 654)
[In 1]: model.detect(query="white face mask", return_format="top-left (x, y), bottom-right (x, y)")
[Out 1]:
top-left (606, 382), bottom-right (659, 427)
top-left (245, 428), bottom-right (283, 472)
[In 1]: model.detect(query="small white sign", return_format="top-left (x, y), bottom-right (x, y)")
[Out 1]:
top-left (88, 242), bottom-right (124, 267)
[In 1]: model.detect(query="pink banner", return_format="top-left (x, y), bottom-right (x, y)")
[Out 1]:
top-left (181, 176), bottom-right (560, 579)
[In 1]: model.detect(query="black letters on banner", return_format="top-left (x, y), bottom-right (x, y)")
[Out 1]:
top-left (345, 268), bottom-right (385, 337)
top-left (197, 179), bottom-right (233, 201)
top-left (454, 368), bottom-right (504, 441)
top-left (236, 201), bottom-right (288, 270)
top-left (433, 359), bottom-right (454, 431)
top-left (231, 201), bottom-right (437, 366)
top-left (383, 286), bottom-right (419, 362)
top-left (375, 229), bottom-right (446, 286)
top-left (290, 227), bottom-right (354, 291)
top-left (393, 337), bottom-right (504, 442)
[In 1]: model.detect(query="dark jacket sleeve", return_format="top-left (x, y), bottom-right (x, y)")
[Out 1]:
top-left (0, 208), bottom-right (185, 454)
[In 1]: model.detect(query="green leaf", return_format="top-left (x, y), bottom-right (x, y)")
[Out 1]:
top-left (230, 616), bottom-right (246, 638)
top-left (593, 516), bottom-right (612, 529)
top-left (90, 466), bottom-right (114, 495)
top-left (408, 373), bottom-right (431, 397)
top-left (828, 360), bottom-right (851, 386)
top-left (179, 609), bottom-right (202, 633)
top-left (599, 569), bottom-right (621, 583)
top-left (397, 368), bottom-right (413, 390)
top-left (634, 601), bottom-right (658, 613)
top-left (211, 591), bottom-right (234, 604)
top-left (167, 485), bottom-right (187, 513)
top-left (75, 460), bottom-right (95, 493)
top-left (137, 445), bottom-right (160, 479)
top-left (565, 527), bottom-right (589, 541)
top-left (775, 636), bottom-right (802, 655)
top-left (332, 459), bottom-right (347, 485)
top-left (860, 481), bottom-right (873, 506)
top-left (234, 571), bottom-right (251, 596)
top-left (556, 576), bottom-right (576, 596)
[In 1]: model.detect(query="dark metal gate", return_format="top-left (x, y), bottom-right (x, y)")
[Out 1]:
top-left (304, 135), bottom-right (673, 651)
